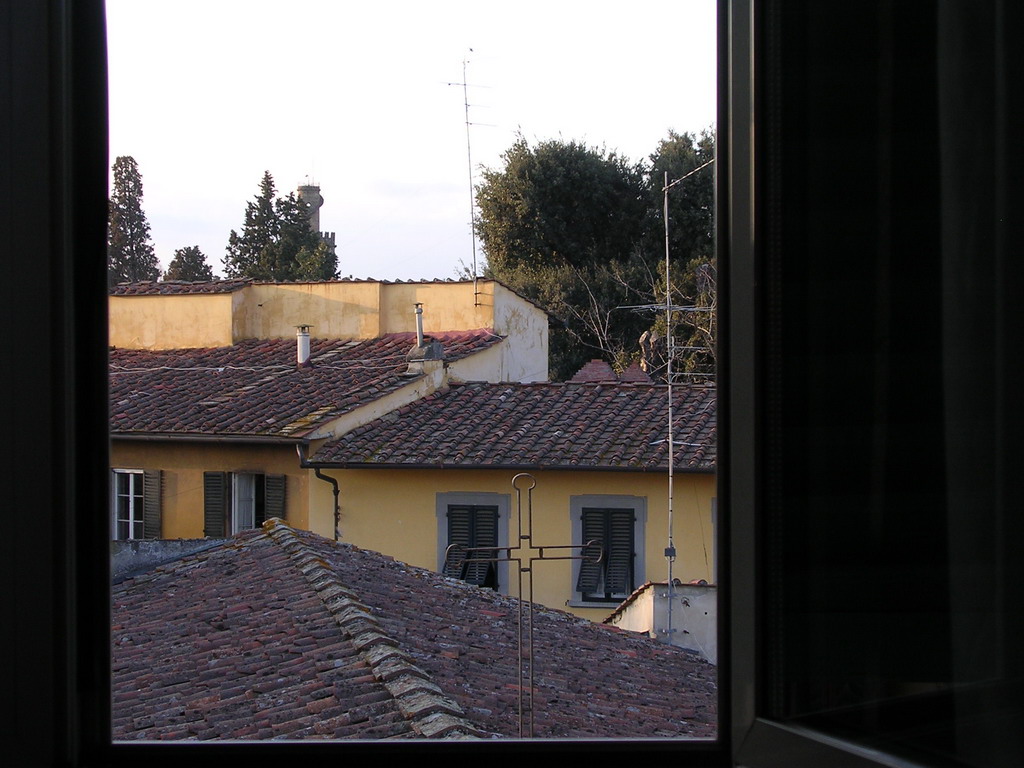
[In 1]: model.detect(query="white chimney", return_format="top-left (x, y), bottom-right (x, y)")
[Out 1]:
top-left (296, 324), bottom-right (312, 367)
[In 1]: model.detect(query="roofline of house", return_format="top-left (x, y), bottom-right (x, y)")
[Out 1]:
top-left (111, 432), bottom-right (306, 445)
top-left (304, 461), bottom-right (716, 474)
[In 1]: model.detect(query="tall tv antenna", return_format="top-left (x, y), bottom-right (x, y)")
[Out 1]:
top-left (662, 156), bottom-right (715, 642)
top-left (449, 50), bottom-right (480, 301)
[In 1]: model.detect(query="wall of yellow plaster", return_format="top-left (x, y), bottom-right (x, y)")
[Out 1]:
top-left (233, 282), bottom-right (383, 340)
top-left (110, 441), bottom-right (312, 538)
top-left (313, 467), bottom-right (716, 622)
top-left (109, 294), bottom-right (235, 349)
top-left (379, 282), bottom-right (496, 334)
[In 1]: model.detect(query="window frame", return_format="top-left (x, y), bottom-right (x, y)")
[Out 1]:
top-left (19, 0), bottom-right (738, 763)
top-left (111, 469), bottom-right (145, 541)
top-left (110, 468), bottom-right (161, 541)
top-left (26, 0), bottom-right (1020, 765)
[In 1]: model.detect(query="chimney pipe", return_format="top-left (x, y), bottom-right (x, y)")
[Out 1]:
top-left (296, 324), bottom-right (312, 367)
top-left (414, 303), bottom-right (424, 347)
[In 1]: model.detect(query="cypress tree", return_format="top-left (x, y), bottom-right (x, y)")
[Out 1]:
top-left (107, 155), bottom-right (160, 285)
top-left (223, 171), bottom-right (278, 279)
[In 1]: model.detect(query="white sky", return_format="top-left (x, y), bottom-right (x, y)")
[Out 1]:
top-left (107, 0), bottom-right (716, 282)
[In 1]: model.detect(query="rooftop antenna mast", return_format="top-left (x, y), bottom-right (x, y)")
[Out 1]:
top-left (661, 157), bottom-right (715, 643)
top-left (451, 50), bottom-right (480, 304)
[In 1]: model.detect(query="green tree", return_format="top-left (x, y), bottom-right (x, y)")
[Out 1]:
top-left (475, 136), bottom-right (651, 379)
top-left (107, 155), bottom-right (160, 285)
top-left (163, 245), bottom-right (214, 281)
top-left (223, 171), bottom-right (338, 281)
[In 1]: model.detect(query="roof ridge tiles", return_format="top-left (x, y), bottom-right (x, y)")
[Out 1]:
top-left (260, 518), bottom-right (488, 739)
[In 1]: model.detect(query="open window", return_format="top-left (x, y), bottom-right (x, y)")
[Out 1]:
top-left (110, 469), bottom-right (161, 540)
top-left (203, 471), bottom-right (286, 537)
top-left (11, 0), bottom-right (1024, 765)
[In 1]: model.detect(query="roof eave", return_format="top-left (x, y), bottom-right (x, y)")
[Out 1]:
top-left (305, 460), bottom-right (716, 473)
top-left (111, 432), bottom-right (307, 445)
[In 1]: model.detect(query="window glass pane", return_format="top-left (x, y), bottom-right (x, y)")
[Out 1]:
top-left (232, 473), bottom-right (255, 531)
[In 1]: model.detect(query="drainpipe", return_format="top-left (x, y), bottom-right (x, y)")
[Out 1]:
top-left (296, 443), bottom-right (340, 541)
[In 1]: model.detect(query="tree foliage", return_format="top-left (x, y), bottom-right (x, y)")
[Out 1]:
top-left (223, 171), bottom-right (338, 281)
top-left (163, 245), bottom-right (214, 281)
top-left (107, 155), bottom-right (160, 285)
top-left (476, 131), bottom-right (715, 381)
top-left (643, 130), bottom-right (716, 380)
top-left (476, 136), bottom-right (647, 272)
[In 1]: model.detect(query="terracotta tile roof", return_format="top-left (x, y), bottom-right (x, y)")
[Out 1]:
top-left (112, 519), bottom-right (717, 740)
top-left (110, 278), bottom-right (494, 295)
top-left (110, 279), bottom-right (253, 295)
top-left (311, 381), bottom-right (716, 471)
top-left (109, 332), bottom-right (502, 438)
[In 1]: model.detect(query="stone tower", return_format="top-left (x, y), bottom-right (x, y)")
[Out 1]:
top-left (296, 183), bottom-right (324, 233)
top-left (296, 182), bottom-right (336, 258)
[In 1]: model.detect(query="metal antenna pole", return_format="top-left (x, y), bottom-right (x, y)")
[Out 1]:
top-left (660, 156), bottom-right (713, 643)
top-left (462, 54), bottom-right (479, 302)
top-left (664, 171), bottom-right (677, 640)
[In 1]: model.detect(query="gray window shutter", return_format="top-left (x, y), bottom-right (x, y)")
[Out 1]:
top-left (605, 509), bottom-right (635, 594)
top-left (444, 506), bottom-right (472, 579)
top-left (203, 471), bottom-right (228, 537)
top-left (265, 474), bottom-right (286, 521)
top-left (442, 507), bottom-right (468, 581)
top-left (463, 506), bottom-right (498, 586)
top-left (142, 469), bottom-right (162, 540)
top-left (576, 507), bottom-right (634, 596)
top-left (576, 508), bottom-right (606, 593)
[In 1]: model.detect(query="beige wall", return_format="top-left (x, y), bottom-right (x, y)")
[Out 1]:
top-left (234, 282), bottom-right (384, 340)
top-left (315, 466), bottom-right (716, 622)
top-left (109, 293), bottom-right (236, 349)
top-left (110, 440), bottom-right (312, 538)
top-left (379, 281), bottom-right (493, 335)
